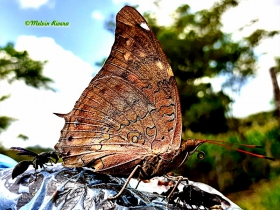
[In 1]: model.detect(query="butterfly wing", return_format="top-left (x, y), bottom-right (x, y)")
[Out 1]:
top-left (55, 6), bottom-right (182, 175)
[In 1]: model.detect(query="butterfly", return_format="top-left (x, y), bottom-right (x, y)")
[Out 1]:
top-left (54, 5), bottom-right (204, 178)
top-left (54, 5), bottom-right (273, 199)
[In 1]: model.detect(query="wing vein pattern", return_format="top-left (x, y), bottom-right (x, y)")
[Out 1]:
top-left (55, 6), bottom-right (183, 173)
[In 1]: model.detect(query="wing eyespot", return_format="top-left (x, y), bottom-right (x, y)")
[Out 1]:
top-left (68, 135), bottom-right (73, 141)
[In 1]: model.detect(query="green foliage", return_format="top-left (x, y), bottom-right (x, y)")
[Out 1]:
top-left (274, 57), bottom-right (280, 73)
top-left (235, 176), bottom-right (280, 210)
top-left (241, 111), bottom-right (275, 127)
top-left (17, 134), bottom-right (29, 141)
top-left (0, 95), bottom-right (16, 133)
top-left (0, 43), bottom-right (53, 89)
top-left (266, 126), bottom-right (280, 160)
top-left (0, 116), bottom-right (16, 133)
top-left (246, 29), bottom-right (279, 47)
top-left (183, 90), bottom-right (231, 133)
top-left (0, 94), bottom-right (10, 102)
top-left (0, 42), bottom-right (53, 133)
top-left (276, 57), bottom-right (280, 67)
top-left (179, 115), bottom-right (280, 195)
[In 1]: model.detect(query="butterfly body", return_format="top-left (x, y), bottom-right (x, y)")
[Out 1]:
top-left (56, 136), bottom-right (202, 180)
top-left (54, 6), bottom-right (204, 180)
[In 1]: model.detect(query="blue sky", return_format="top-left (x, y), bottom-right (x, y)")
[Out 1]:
top-left (0, 0), bottom-right (279, 149)
top-left (0, 0), bottom-right (123, 64)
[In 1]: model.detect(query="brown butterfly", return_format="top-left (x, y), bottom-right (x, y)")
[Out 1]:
top-left (54, 5), bottom-right (273, 200)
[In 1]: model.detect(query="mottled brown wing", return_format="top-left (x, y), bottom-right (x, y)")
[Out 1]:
top-left (55, 6), bottom-right (182, 174)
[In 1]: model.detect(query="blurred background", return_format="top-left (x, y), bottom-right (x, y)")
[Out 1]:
top-left (0, 0), bottom-right (280, 209)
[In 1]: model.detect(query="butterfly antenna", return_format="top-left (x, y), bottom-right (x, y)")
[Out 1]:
top-left (196, 139), bottom-right (275, 161)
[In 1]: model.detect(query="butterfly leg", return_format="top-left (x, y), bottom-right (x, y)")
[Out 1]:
top-left (107, 164), bottom-right (147, 200)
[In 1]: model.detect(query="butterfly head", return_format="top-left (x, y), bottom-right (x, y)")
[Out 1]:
top-left (183, 139), bottom-right (206, 156)
top-left (173, 139), bottom-right (206, 169)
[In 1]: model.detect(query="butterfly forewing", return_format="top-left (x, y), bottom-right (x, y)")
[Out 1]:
top-left (55, 6), bottom-right (182, 175)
